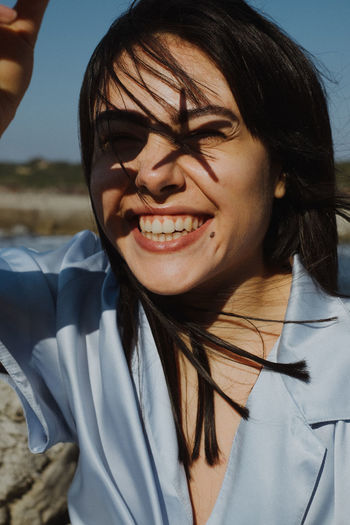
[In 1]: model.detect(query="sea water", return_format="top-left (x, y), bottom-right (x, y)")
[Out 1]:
top-left (0, 234), bottom-right (72, 251)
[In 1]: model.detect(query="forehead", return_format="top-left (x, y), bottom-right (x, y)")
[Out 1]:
top-left (104, 36), bottom-right (241, 121)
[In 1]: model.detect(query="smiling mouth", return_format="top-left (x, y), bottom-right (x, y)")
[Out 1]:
top-left (138, 214), bottom-right (206, 241)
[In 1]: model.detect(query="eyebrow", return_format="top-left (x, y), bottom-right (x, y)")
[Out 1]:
top-left (95, 105), bottom-right (238, 128)
top-left (95, 110), bottom-right (149, 128)
top-left (176, 105), bottom-right (238, 125)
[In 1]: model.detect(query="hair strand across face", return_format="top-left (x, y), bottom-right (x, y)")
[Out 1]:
top-left (79, 0), bottom-right (349, 468)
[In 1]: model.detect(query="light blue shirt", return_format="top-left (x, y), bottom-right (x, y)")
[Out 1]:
top-left (1, 230), bottom-right (350, 524)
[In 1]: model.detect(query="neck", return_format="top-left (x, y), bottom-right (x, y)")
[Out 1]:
top-left (156, 264), bottom-right (292, 360)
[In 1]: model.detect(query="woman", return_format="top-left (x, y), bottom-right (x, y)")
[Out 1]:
top-left (1, 0), bottom-right (349, 523)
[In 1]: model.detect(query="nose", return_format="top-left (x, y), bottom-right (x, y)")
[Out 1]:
top-left (134, 133), bottom-right (185, 198)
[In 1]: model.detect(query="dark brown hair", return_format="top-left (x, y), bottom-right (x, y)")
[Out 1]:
top-left (79, 0), bottom-right (349, 470)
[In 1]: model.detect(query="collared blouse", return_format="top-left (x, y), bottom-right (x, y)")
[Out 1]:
top-left (1, 230), bottom-right (350, 524)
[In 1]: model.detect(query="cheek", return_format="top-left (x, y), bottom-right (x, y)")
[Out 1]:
top-left (90, 178), bottom-right (131, 248)
top-left (214, 155), bottom-right (273, 212)
top-left (212, 153), bottom-right (276, 248)
top-left (89, 160), bottom-right (137, 252)
top-left (90, 163), bottom-right (130, 225)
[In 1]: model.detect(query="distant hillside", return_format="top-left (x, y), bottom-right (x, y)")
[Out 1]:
top-left (0, 158), bottom-right (350, 193)
top-left (336, 161), bottom-right (350, 191)
top-left (0, 159), bottom-right (86, 193)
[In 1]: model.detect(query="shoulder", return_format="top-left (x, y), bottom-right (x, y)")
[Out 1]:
top-left (0, 230), bottom-right (107, 274)
top-left (278, 255), bottom-right (350, 425)
top-left (0, 231), bottom-right (116, 450)
top-left (0, 230), bottom-right (109, 291)
top-left (0, 230), bottom-right (112, 332)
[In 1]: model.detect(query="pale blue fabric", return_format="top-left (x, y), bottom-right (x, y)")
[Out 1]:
top-left (1, 230), bottom-right (350, 524)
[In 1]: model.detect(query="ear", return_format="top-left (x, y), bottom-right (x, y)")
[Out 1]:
top-left (274, 173), bottom-right (286, 199)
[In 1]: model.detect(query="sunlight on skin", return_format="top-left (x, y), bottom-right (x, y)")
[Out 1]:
top-left (0, 5), bottom-right (17, 24)
top-left (90, 36), bottom-right (287, 306)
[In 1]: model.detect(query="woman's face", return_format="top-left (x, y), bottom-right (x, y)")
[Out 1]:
top-left (90, 37), bottom-right (284, 296)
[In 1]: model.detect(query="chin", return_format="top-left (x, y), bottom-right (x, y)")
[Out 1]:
top-left (139, 279), bottom-right (194, 296)
top-left (133, 269), bottom-right (201, 296)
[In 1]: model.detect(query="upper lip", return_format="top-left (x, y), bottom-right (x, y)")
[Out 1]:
top-left (124, 205), bottom-right (213, 220)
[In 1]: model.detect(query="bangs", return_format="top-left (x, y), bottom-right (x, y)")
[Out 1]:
top-left (93, 34), bottom-right (212, 132)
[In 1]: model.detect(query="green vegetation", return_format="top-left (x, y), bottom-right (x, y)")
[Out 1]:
top-left (336, 161), bottom-right (350, 191)
top-left (0, 159), bottom-right (86, 193)
top-left (0, 158), bottom-right (350, 193)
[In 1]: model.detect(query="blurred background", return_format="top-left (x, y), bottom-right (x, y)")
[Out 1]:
top-left (0, 0), bottom-right (349, 249)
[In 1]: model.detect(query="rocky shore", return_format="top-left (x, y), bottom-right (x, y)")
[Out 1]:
top-left (0, 382), bottom-right (78, 525)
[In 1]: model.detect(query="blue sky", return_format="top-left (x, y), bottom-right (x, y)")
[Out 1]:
top-left (0, 0), bottom-right (349, 162)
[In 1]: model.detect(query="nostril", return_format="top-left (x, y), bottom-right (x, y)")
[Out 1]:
top-left (134, 155), bottom-right (186, 197)
top-left (160, 184), bottom-right (183, 194)
top-left (136, 182), bottom-right (185, 199)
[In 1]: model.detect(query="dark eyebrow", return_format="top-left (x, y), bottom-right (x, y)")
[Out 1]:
top-left (94, 105), bottom-right (238, 130)
top-left (176, 105), bottom-right (239, 125)
top-left (95, 109), bottom-right (150, 128)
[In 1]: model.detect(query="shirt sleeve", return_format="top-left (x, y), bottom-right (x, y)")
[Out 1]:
top-left (0, 230), bottom-right (103, 453)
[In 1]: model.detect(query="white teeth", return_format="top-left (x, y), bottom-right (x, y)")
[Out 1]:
top-left (163, 218), bottom-right (175, 234)
top-left (152, 219), bottom-right (162, 234)
top-left (175, 218), bottom-right (184, 232)
top-left (139, 215), bottom-right (206, 236)
top-left (142, 231), bottom-right (189, 241)
top-left (184, 217), bottom-right (192, 232)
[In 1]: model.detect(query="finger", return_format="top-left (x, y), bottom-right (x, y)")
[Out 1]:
top-left (13, 0), bottom-right (50, 44)
top-left (14, 0), bottom-right (50, 21)
top-left (0, 5), bottom-right (17, 24)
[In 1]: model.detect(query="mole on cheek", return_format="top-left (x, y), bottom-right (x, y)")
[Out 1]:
top-left (210, 232), bottom-right (215, 238)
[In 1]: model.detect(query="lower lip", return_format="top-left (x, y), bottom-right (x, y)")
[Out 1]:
top-left (132, 219), bottom-right (213, 252)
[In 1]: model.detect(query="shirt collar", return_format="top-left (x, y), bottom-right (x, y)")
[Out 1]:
top-left (277, 254), bottom-right (350, 424)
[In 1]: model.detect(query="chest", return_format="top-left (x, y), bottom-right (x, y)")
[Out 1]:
top-left (182, 363), bottom-right (261, 524)
top-left (60, 318), bottom-right (342, 525)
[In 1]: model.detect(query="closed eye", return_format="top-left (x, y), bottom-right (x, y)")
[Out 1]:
top-left (186, 129), bottom-right (226, 145)
top-left (101, 133), bottom-right (144, 149)
top-left (99, 132), bottom-right (148, 162)
top-left (179, 129), bottom-right (229, 153)
top-left (180, 117), bottom-right (237, 151)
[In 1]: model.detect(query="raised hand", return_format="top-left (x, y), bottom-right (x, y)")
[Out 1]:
top-left (0, 0), bottom-right (49, 136)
